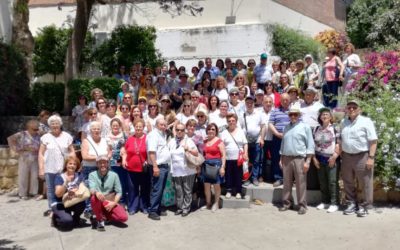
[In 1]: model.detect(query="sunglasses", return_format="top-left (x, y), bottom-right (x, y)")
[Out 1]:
top-left (288, 113), bottom-right (299, 117)
top-left (121, 107), bottom-right (129, 111)
top-left (90, 113), bottom-right (98, 116)
top-left (184, 105), bottom-right (191, 107)
top-left (176, 129), bottom-right (185, 132)
top-left (149, 105), bottom-right (157, 108)
top-left (197, 115), bottom-right (205, 118)
top-left (230, 93), bottom-right (239, 96)
top-left (124, 96), bottom-right (131, 99)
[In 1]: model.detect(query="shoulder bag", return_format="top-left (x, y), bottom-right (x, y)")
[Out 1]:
top-left (62, 182), bottom-right (90, 208)
top-left (184, 138), bottom-right (205, 169)
top-left (227, 130), bottom-right (245, 167)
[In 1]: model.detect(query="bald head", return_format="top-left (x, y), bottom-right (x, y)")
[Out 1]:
top-left (280, 93), bottom-right (290, 108)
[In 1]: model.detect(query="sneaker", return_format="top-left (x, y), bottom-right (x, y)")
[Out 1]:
top-left (43, 209), bottom-right (52, 217)
top-left (279, 205), bottom-right (291, 212)
top-left (243, 181), bottom-right (250, 186)
top-left (252, 179), bottom-right (260, 187)
top-left (235, 193), bottom-right (242, 199)
top-left (160, 210), bottom-right (167, 216)
top-left (316, 203), bottom-right (329, 210)
top-left (298, 206), bottom-right (307, 215)
top-left (356, 207), bottom-right (368, 217)
top-left (273, 180), bottom-right (283, 187)
top-left (148, 213), bottom-right (161, 221)
top-left (343, 203), bottom-right (357, 215)
top-left (200, 205), bottom-right (211, 211)
top-left (84, 210), bottom-right (92, 219)
top-left (211, 203), bottom-right (219, 212)
top-left (327, 205), bottom-right (339, 213)
top-left (174, 210), bottom-right (183, 216)
top-left (97, 221), bottom-right (105, 231)
top-left (19, 196), bottom-right (29, 200)
top-left (225, 192), bottom-right (232, 199)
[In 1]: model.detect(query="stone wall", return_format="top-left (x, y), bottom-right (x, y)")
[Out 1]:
top-left (0, 146), bottom-right (19, 191)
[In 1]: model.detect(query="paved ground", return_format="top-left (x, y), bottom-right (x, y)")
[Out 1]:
top-left (0, 193), bottom-right (399, 250)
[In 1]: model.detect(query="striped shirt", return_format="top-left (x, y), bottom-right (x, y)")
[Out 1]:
top-left (268, 107), bottom-right (290, 133)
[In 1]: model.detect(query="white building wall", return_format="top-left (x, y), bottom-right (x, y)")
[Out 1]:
top-left (0, 0), bottom-right (13, 43)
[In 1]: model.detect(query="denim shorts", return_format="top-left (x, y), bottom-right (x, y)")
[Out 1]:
top-left (202, 158), bottom-right (224, 184)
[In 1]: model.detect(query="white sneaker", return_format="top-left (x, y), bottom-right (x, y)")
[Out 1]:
top-left (225, 192), bottom-right (232, 199)
top-left (211, 203), bottom-right (219, 212)
top-left (235, 193), bottom-right (242, 199)
top-left (200, 205), bottom-right (210, 211)
top-left (327, 205), bottom-right (339, 213)
top-left (316, 203), bottom-right (329, 210)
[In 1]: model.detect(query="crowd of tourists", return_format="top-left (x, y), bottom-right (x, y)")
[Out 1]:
top-left (7, 43), bottom-right (378, 232)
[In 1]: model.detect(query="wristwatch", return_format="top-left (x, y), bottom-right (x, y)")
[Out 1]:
top-left (368, 155), bottom-right (375, 159)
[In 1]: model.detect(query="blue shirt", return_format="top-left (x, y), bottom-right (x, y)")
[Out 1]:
top-left (254, 64), bottom-right (273, 84)
top-left (269, 106), bottom-right (290, 133)
top-left (280, 121), bottom-right (315, 157)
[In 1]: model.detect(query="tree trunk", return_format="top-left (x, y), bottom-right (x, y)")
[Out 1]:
top-left (63, 0), bottom-right (95, 114)
top-left (11, 0), bottom-right (34, 84)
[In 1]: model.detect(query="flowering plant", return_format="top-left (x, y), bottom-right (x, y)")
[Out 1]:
top-left (314, 29), bottom-right (349, 55)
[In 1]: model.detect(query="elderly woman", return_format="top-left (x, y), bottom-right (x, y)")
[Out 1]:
top-left (107, 118), bottom-right (128, 206)
top-left (38, 115), bottom-right (75, 217)
top-left (121, 119), bottom-right (150, 215)
top-left (190, 91), bottom-right (208, 115)
top-left (7, 120), bottom-right (40, 200)
top-left (168, 123), bottom-right (199, 216)
top-left (52, 156), bottom-right (86, 229)
top-left (209, 100), bottom-right (229, 133)
top-left (96, 97), bottom-right (107, 117)
top-left (234, 73), bottom-right (250, 96)
top-left (145, 99), bottom-right (164, 132)
top-left (342, 43), bottom-right (362, 90)
top-left (101, 100), bottom-right (118, 138)
top-left (80, 107), bottom-right (98, 140)
top-left (71, 95), bottom-right (88, 136)
top-left (117, 102), bottom-right (132, 136)
top-left (201, 123), bottom-right (226, 212)
top-left (220, 113), bottom-right (248, 199)
top-left (81, 121), bottom-right (111, 216)
top-left (212, 76), bottom-right (229, 102)
top-left (88, 88), bottom-right (104, 108)
top-left (38, 110), bottom-right (51, 136)
top-left (304, 54), bottom-right (320, 87)
top-left (313, 108), bottom-right (340, 213)
top-left (175, 100), bottom-right (196, 126)
top-left (264, 81), bottom-right (281, 108)
top-left (322, 48), bottom-right (345, 108)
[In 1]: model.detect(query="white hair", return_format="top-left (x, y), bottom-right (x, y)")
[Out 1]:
top-left (89, 121), bottom-right (101, 130)
top-left (47, 115), bottom-right (63, 126)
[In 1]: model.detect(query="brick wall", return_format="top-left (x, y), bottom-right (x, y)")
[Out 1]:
top-left (273, 0), bottom-right (346, 31)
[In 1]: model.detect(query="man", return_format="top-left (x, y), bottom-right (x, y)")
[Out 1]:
top-left (146, 118), bottom-right (171, 220)
top-left (279, 106), bottom-right (315, 215)
top-left (340, 100), bottom-right (378, 217)
top-left (268, 93), bottom-right (291, 187)
top-left (300, 86), bottom-right (325, 190)
top-left (196, 57), bottom-right (220, 83)
top-left (240, 96), bottom-right (264, 186)
top-left (221, 57), bottom-right (238, 78)
top-left (171, 72), bottom-right (191, 110)
top-left (254, 89), bottom-right (265, 110)
top-left (89, 155), bottom-right (128, 231)
top-left (228, 87), bottom-right (245, 117)
top-left (260, 96), bottom-right (274, 182)
top-left (253, 53), bottom-right (273, 90)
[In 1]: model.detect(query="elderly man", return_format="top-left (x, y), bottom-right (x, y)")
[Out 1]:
top-left (268, 93), bottom-right (291, 187)
top-left (260, 96), bottom-right (274, 182)
top-left (89, 155), bottom-right (128, 231)
top-left (340, 100), bottom-right (377, 217)
top-left (300, 86), bottom-right (325, 190)
top-left (253, 53), bottom-right (273, 90)
top-left (240, 96), bottom-right (264, 186)
top-left (279, 106), bottom-right (315, 215)
top-left (146, 118), bottom-right (171, 220)
top-left (196, 57), bottom-right (220, 82)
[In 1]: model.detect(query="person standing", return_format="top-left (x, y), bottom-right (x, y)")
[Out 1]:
top-left (279, 106), bottom-right (315, 215)
top-left (340, 100), bottom-right (377, 217)
top-left (253, 53), bottom-right (273, 90)
top-left (146, 118), bottom-right (171, 220)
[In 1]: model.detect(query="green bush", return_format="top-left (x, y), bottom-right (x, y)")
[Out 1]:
top-left (0, 42), bottom-right (30, 115)
top-left (272, 24), bottom-right (323, 62)
top-left (30, 82), bottom-right (65, 113)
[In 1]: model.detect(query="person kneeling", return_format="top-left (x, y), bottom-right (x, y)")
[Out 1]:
top-left (89, 155), bottom-right (128, 231)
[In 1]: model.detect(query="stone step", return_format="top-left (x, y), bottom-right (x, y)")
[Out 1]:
top-left (220, 195), bottom-right (251, 209)
top-left (243, 182), bottom-right (321, 205)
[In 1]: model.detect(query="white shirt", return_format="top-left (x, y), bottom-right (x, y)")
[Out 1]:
top-left (145, 114), bottom-right (164, 131)
top-left (340, 115), bottom-right (377, 154)
top-left (209, 113), bottom-right (228, 133)
top-left (239, 109), bottom-right (263, 142)
top-left (41, 132), bottom-right (73, 174)
top-left (260, 109), bottom-right (273, 141)
top-left (146, 128), bottom-right (171, 165)
top-left (212, 88), bottom-right (229, 102)
top-left (300, 101), bottom-right (325, 129)
top-left (82, 136), bottom-right (109, 167)
top-left (220, 128), bottom-right (247, 160)
top-left (228, 101), bottom-right (245, 118)
top-left (168, 137), bottom-right (197, 177)
top-left (227, 81), bottom-right (235, 91)
top-left (176, 113), bottom-right (196, 125)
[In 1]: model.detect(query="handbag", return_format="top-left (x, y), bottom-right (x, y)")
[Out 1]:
top-left (135, 136), bottom-right (150, 174)
top-left (62, 182), bottom-right (90, 208)
top-left (203, 163), bottom-right (219, 181)
top-left (184, 138), bottom-right (205, 169)
top-left (227, 130), bottom-right (245, 167)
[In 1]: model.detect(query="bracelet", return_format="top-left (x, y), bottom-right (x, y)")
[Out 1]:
top-left (368, 155), bottom-right (375, 159)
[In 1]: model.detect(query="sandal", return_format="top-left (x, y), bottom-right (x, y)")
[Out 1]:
top-left (43, 209), bottom-right (52, 217)
top-left (35, 195), bottom-right (44, 201)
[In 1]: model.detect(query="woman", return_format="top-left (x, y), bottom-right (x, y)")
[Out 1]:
top-left (7, 120), bottom-right (40, 200)
top-left (107, 118), bottom-right (128, 206)
top-left (264, 81), bottom-right (281, 108)
top-left (271, 60), bottom-right (281, 85)
top-left (138, 75), bottom-right (158, 100)
top-left (71, 95), bottom-right (88, 136)
top-left (235, 59), bottom-right (247, 75)
top-left (323, 48), bottom-right (345, 108)
top-left (211, 76), bottom-right (229, 102)
top-left (117, 82), bottom-right (130, 106)
top-left (238, 85), bottom-right (248, 101)
top-left (293, 59), bottom-right (306, 91)
top-left (234, 73), bottom-right (250, 96)
top-left (175, 100), bottom-right (196, 126)
top-left (129, 75), bottom-right (139, 104)
top-left (342, 43), bottom-right (362, 91)
top-left (287, 86), bottom-right (303, 108)
top-left (201, 78), bottom-right (213, 97)
top-left (145, 99), bottom-right (164, 132)
top-left (220, 114), bottom-right (248, 199)
top-left (207, 95), bottom-right (220, 117)
top-left (190, 91), bottom-right (208, 115)
top-left (52, 156), bottom-right (86, 229)
top-left (156, 74), bottom-right (171, 99)
top-left (304, 54), bottom-right (320, 87)
top-left (38, 115), bottom-right (75, 217)
top-left (313, 108), bottom-right (340, 213)
top-left (117, 102), bottom-right (132, 136)
top-left (121, 119), bottom-right (150, 215)
top-left (209, 100), bottom-right (229, 133)
top-left (101, 100), bottom-right (118, 138)
top-left (96, 97), bottom-right (107, 117)
top-left (189, 66), bottom-right (199, 86)
top-left (160, 95), bottom-right (176, 132)
top-left (121, 92), bottom-right (134, 109)
top-left (81, 121), bottom-right (111, 216)
top-left (80, 107), bottom-right (98, 140)
top-left (246, 59), bottom-right (256, 86)
top-left (88, 88), bottom-right (103, 108)
top-left (278, 73), bottom-right (290, 94)
top-left (279, 61), bottom-right (293, 84)
top-left (201, 123), bottom-right (226, 212)
top-left (38, 110), bottom-right (51, 136)
top-left (168, 123), bottom-right (199, 216)
top-left (216, 59), bottom-right (225, 72)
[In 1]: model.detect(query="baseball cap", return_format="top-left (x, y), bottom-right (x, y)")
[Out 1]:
top-left (260, 53), bottom-right (268, 60)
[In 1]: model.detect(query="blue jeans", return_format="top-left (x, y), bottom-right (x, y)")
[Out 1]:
top-left (45, 173), bottom-right (57, 209)
top-left (262, 140), bottom-right (274, 182)
top-left (271, 136), bottom-right (283, 181)
top-left (248, 142), bottom-right (262, 182)
top-left (322, 81), bottom-right (339, 109)
top-left (81, 166), bottom-right (98, 211)
top-left (149, 164), bottom-right (169, 214)
top-left (111, 166), bottom-right (131, 205)
top-left (127, 171), bottom-right (151, 213)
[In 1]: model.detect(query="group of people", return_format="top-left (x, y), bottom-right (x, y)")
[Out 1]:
top-left (8, 44), bottom-right (377, 232)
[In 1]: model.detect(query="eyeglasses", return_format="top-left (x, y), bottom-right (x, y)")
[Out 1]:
top-left (230, 93), bottom-right (239, 96)
top-left (139, 100), bottom-right (146, 104)
top-left (149, 105), bottom-right (157, 108)
top-left (90, 113), bottom-right (98, 116)
top-left (207, 128), bottom-right (216, 131)
top-left (121, 107), bottom-right (129, 111)
top-left (176, 129), bottom-right (185, 132)
top-left (197, 115), bottom-right (205, 118)
top-left (124, 96), bottom-right (131, 99)
top-left (288, 113), bottom-right (299, 117)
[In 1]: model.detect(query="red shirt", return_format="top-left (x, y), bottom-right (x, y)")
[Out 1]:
top-left (203, 138), bottom-right (222, 159)
top-left (125, 135), bottom-right (147, 172)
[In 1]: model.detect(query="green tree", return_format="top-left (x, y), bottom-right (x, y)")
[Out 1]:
top-left (93, 25), bottom-right (164, 76)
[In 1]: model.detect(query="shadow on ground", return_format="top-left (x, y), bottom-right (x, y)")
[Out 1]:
top-left (0, 239), bottom-right (25, 250)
